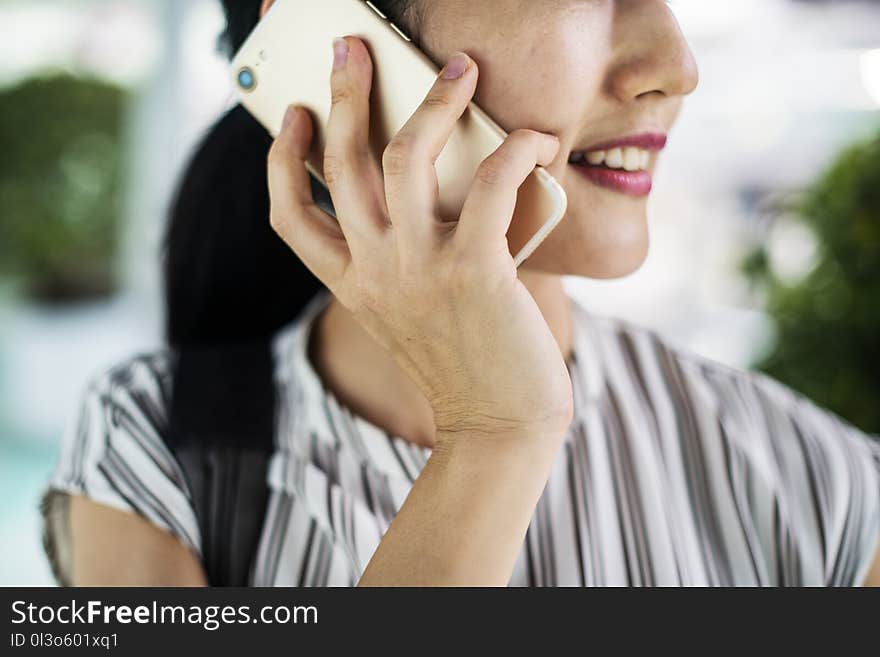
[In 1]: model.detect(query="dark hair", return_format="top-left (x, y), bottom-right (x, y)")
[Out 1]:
top-left (162, 1), bottom-right (420, 445)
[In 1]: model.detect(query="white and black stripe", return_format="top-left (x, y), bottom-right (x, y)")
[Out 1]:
top-left (46, 290), bottom-right (880, 586)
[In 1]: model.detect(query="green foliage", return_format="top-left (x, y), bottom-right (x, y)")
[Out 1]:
top-left (741, 131), bottom-right (880, 435)
top-left (0, 73), bottom-right (129, 302)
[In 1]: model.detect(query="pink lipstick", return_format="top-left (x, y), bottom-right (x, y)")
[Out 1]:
top-left (568, 133), bottom-right (667, 198)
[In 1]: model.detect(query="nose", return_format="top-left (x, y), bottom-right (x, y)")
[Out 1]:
top-left (605, 0), bottom-right (699, 102)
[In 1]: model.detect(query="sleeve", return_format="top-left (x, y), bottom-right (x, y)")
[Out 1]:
top-left (749, 372), bottom-right (880, 586)
top-left (42, 358), bottom-right (203, 571)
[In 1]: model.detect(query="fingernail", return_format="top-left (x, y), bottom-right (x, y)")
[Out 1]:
top-left (441, 52), bottom-right (470, 80)
top-left (282, 106), bottom-right (297, 131)
top-left (333, 37), bottom-right (349, 70)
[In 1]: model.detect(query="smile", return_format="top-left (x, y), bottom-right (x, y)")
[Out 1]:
top-left (567, 134), bottom-right (667, 198)
top-left (568, 146), bottom-right (651, 172)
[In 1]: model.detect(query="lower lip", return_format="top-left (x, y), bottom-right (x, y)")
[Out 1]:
top-left (570, 164), bottom-right (653, 198)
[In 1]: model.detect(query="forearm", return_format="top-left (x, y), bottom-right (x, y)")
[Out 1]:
top-left (357, 429), bottom-right (566, 586)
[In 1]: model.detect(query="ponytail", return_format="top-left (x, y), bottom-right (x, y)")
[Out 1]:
top-left (162, 104), bottom-right (326, 346)
top-left (162, 105), bottom-right (331, 450)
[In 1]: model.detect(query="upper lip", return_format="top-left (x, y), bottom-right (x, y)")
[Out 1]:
top-left (572, 132), bottom-right (668, 154)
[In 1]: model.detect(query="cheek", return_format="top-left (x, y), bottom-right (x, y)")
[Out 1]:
top-left (419, 6), bottom-right (649, 278)
top-left (472, 48), bottom-right (649, 277)
top-left (525, 171), bottom-right (651, 278)
top-left (459, 28), bottom-right (606, 135)
top-left (420, 3), bottom-right (610, 136)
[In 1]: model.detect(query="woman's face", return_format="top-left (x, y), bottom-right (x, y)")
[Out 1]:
top-left (417, 0), bottom-right (699, 278)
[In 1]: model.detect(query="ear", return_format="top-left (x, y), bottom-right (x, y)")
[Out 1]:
top-left (259, 0), bottom-right (276, 19)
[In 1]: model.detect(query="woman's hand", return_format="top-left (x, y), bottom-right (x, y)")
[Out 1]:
top-left (267, 36), bottom-right (573, 445)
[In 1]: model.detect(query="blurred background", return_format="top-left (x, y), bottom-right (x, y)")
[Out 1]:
top-left (1, 0), bottom-right (878, 585)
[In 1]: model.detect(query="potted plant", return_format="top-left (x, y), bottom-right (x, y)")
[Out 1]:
top-left (741, 131), bottom-right (880, 435)
top-left (0, 73), bottom-right (128, 301)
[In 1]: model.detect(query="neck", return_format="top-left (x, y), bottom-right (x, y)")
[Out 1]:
top-left (307, 270), bottom-right (574, 449)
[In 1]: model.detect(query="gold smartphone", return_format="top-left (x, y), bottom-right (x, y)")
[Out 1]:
top-left (231, 0), bottom-right (567, 267)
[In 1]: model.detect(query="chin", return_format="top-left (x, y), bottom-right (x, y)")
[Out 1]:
top-left (522, 206), bottom-right (650, 279)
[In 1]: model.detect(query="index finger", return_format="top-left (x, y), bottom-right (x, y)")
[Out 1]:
top-left (268, 105), bottom-right (351, 288)
top-left (382, 53), bottom-right (479, 231)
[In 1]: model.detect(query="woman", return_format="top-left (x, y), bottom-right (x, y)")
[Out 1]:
top-left (41, 0), bottom-right (880, 586)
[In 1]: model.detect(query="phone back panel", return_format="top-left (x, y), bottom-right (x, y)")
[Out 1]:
top-left (231, 0), bottom-right (566, 264)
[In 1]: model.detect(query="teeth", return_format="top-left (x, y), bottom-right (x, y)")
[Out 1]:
top-left (605, 148), bottom-right (623, 169)
top-left (570, 146), bottom-right (653, 172)
top-left (622, 147), bottom-right (641, 172)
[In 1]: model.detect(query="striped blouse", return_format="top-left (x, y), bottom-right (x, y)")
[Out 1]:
top-left (44, 289), bottom-right (880, 586)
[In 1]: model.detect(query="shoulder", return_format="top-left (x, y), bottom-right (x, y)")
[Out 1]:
top-left (46, 348), bottom-right (202, 554)
top-left (84, 350), bottom-right (176, 417)
top-left (71, 350), bottom-right (178, 464)
top-left (571, 296), bottom-right (870, 441)
top-left (571, 297), bottom-right (880, 584)
top-left (578, 297), bottom-right (879, 462)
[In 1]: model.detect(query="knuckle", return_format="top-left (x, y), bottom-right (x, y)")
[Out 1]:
top-left (422, 92), bottom-right (452, 110)
top-left (514, 128), bottom-right (540, 140)
top-left (475, 156), bottom-right (508, 186)
top-left (330, 84), bottom-right (353, 107)
top-left (269, 209), bottom-right (292, 240)
top-left (322, 152), bottom-right (345, 186)
top-left (382, 135), bottom-right (417, 176)
top-left (509, 128), bottom-right (538, 142)
top-left (267, 140), bottom-right (287, 169)
top-left (505, 129), bottom-right (540, 154)
top-left (383, 134), bottom-right (416, 160)
top-left (382, 151), bottom-right (409, 178)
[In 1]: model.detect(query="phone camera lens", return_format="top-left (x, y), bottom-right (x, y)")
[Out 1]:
top-left (237, 67), bottom-right (256, 91)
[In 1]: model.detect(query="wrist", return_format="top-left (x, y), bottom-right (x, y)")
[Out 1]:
top-left (428, 425), bottom-right (566, 499)
top-left (430, 388), bottom-right (574, 443)
top-left (432, 421), bottom-right (567, 458)
top-left (432, 409), bottom-right (571, 448)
